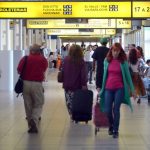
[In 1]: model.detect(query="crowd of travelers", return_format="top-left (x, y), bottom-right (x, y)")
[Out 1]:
top-left (17, 39), bottom-right (150, 138)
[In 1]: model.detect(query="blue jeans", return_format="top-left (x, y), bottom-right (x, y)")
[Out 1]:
top-left (104, 88), bottom-right (124, 132)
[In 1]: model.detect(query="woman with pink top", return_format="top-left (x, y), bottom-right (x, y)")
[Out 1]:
top-left (100, 43), bottom-right (135, 138)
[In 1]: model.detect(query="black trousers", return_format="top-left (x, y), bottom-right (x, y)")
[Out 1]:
top-left (85, 62), bottom-right (93, 83)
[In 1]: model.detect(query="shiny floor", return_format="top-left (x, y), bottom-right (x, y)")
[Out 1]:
top-left (0, 69), bottom-right (150, 150)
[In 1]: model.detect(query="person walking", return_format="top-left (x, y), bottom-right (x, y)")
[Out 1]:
top-left (84, 45), bottom-right (94, 84)
top-left (136, 46), bottom-right (148, 77)
top-left (62, 44), bottom-right (87, 119)
top-left (128, 48), bottom-right (146, 104)
top-left (40, 42), bottom-right (49, 59)
top-left (48, 52), bottom-right (57, 68)
top-left (17, 44), bottom-right (48, 133)
top-left (40, 42), bottom-right (49, 81)
top-left (92, 38), bottom-right (109, 92)
top-left (100, 43), bottom-right (135, 138)
top-left (61, 44), bottom-right (70, 60)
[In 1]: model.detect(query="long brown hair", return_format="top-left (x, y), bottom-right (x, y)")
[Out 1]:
top-left (69, 44), bottom-right (83, 64)
top-left (106, 43), bottom-right (127, 63)
top-left (128, 48), bottom-right (138, 65)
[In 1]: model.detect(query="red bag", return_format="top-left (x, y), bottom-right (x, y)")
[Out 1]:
top-left (93, 102), bottom-right (109, 127)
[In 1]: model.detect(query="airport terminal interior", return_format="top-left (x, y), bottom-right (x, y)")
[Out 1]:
top-left (1, 71), bottom-right (150, 150)
top-left (0, 0), bottom-right (150, 150)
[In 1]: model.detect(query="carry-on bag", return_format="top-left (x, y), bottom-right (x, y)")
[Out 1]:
top-left (93, 96), bottom-right (109, 135)
top-left (72, 89), bottom-right (93, 123)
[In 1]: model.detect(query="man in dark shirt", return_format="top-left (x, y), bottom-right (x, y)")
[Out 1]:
top-left (92, 38), bottom-right (109, 92)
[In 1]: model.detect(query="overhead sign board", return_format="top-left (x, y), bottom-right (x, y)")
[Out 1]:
top-left (105, 29), bottom-right (116, 35)
top-left (47, 29), bottom-right (116, 35)
top-left (27, 19), bottom-right (116, 29)
top-left (133, 2), bottom-right (150, 18)
top-left (116, 19), bottom-right (131, 28)
top-left (0, 2), bottom-right (131, 18)
top-left (27, 19), bottom-right (131, 29)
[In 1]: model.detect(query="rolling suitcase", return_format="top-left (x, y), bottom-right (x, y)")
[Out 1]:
top-left (93, 96), bottom-right (109, 135)
top-left (72, 89), bottom-right (93, 123)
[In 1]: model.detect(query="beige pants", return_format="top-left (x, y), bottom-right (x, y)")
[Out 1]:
top-left (44, 67), bottom-right (49, 81)
top-left (23, 80), bottom-right (44, 127)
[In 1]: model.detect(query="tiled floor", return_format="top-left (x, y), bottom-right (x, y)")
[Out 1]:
top-left (0, 69), bottom-right (150, 150)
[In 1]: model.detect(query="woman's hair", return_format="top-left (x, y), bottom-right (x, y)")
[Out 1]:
top-left (128, 48), bottom-right (138, 65)
top-left (49, 52), bottom-right (53, 57)
top-left (69, 44), bottom-right (83, 64)
top-left (136, 46), bottom-right (144, 59)
top-left (106, 43), bottom-right (127, 63)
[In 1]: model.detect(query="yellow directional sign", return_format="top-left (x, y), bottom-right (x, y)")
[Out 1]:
top-left (47, 29), bottom-right (116, 35)
top-left (27, 19), bottom-right (116, 29)
top-left (27, 19), bottom-right (131, 29)
top-left (116, 19), bottom-right (131, 28)
top-left (105, 29), bottom-right (116, 35)
top-left (133, 2), bottom-right (150, 18)
top-left (47, 29), bottom-right (105, 35)
top-left (0, 2), bottom-right (131, 18)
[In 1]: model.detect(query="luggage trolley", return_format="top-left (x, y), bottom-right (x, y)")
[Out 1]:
top-left (93, 95), bottom-right (109, 135)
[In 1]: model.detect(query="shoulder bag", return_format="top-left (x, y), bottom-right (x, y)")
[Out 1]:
top-left (14, 56), bottom-right (28, 97)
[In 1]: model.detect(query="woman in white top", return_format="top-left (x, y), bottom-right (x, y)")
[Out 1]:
top-left (84, 45), bottom-right (94, 84)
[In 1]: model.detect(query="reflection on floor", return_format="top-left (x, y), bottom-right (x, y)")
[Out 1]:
top-left (0, 69), bottom-right (150, 150)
